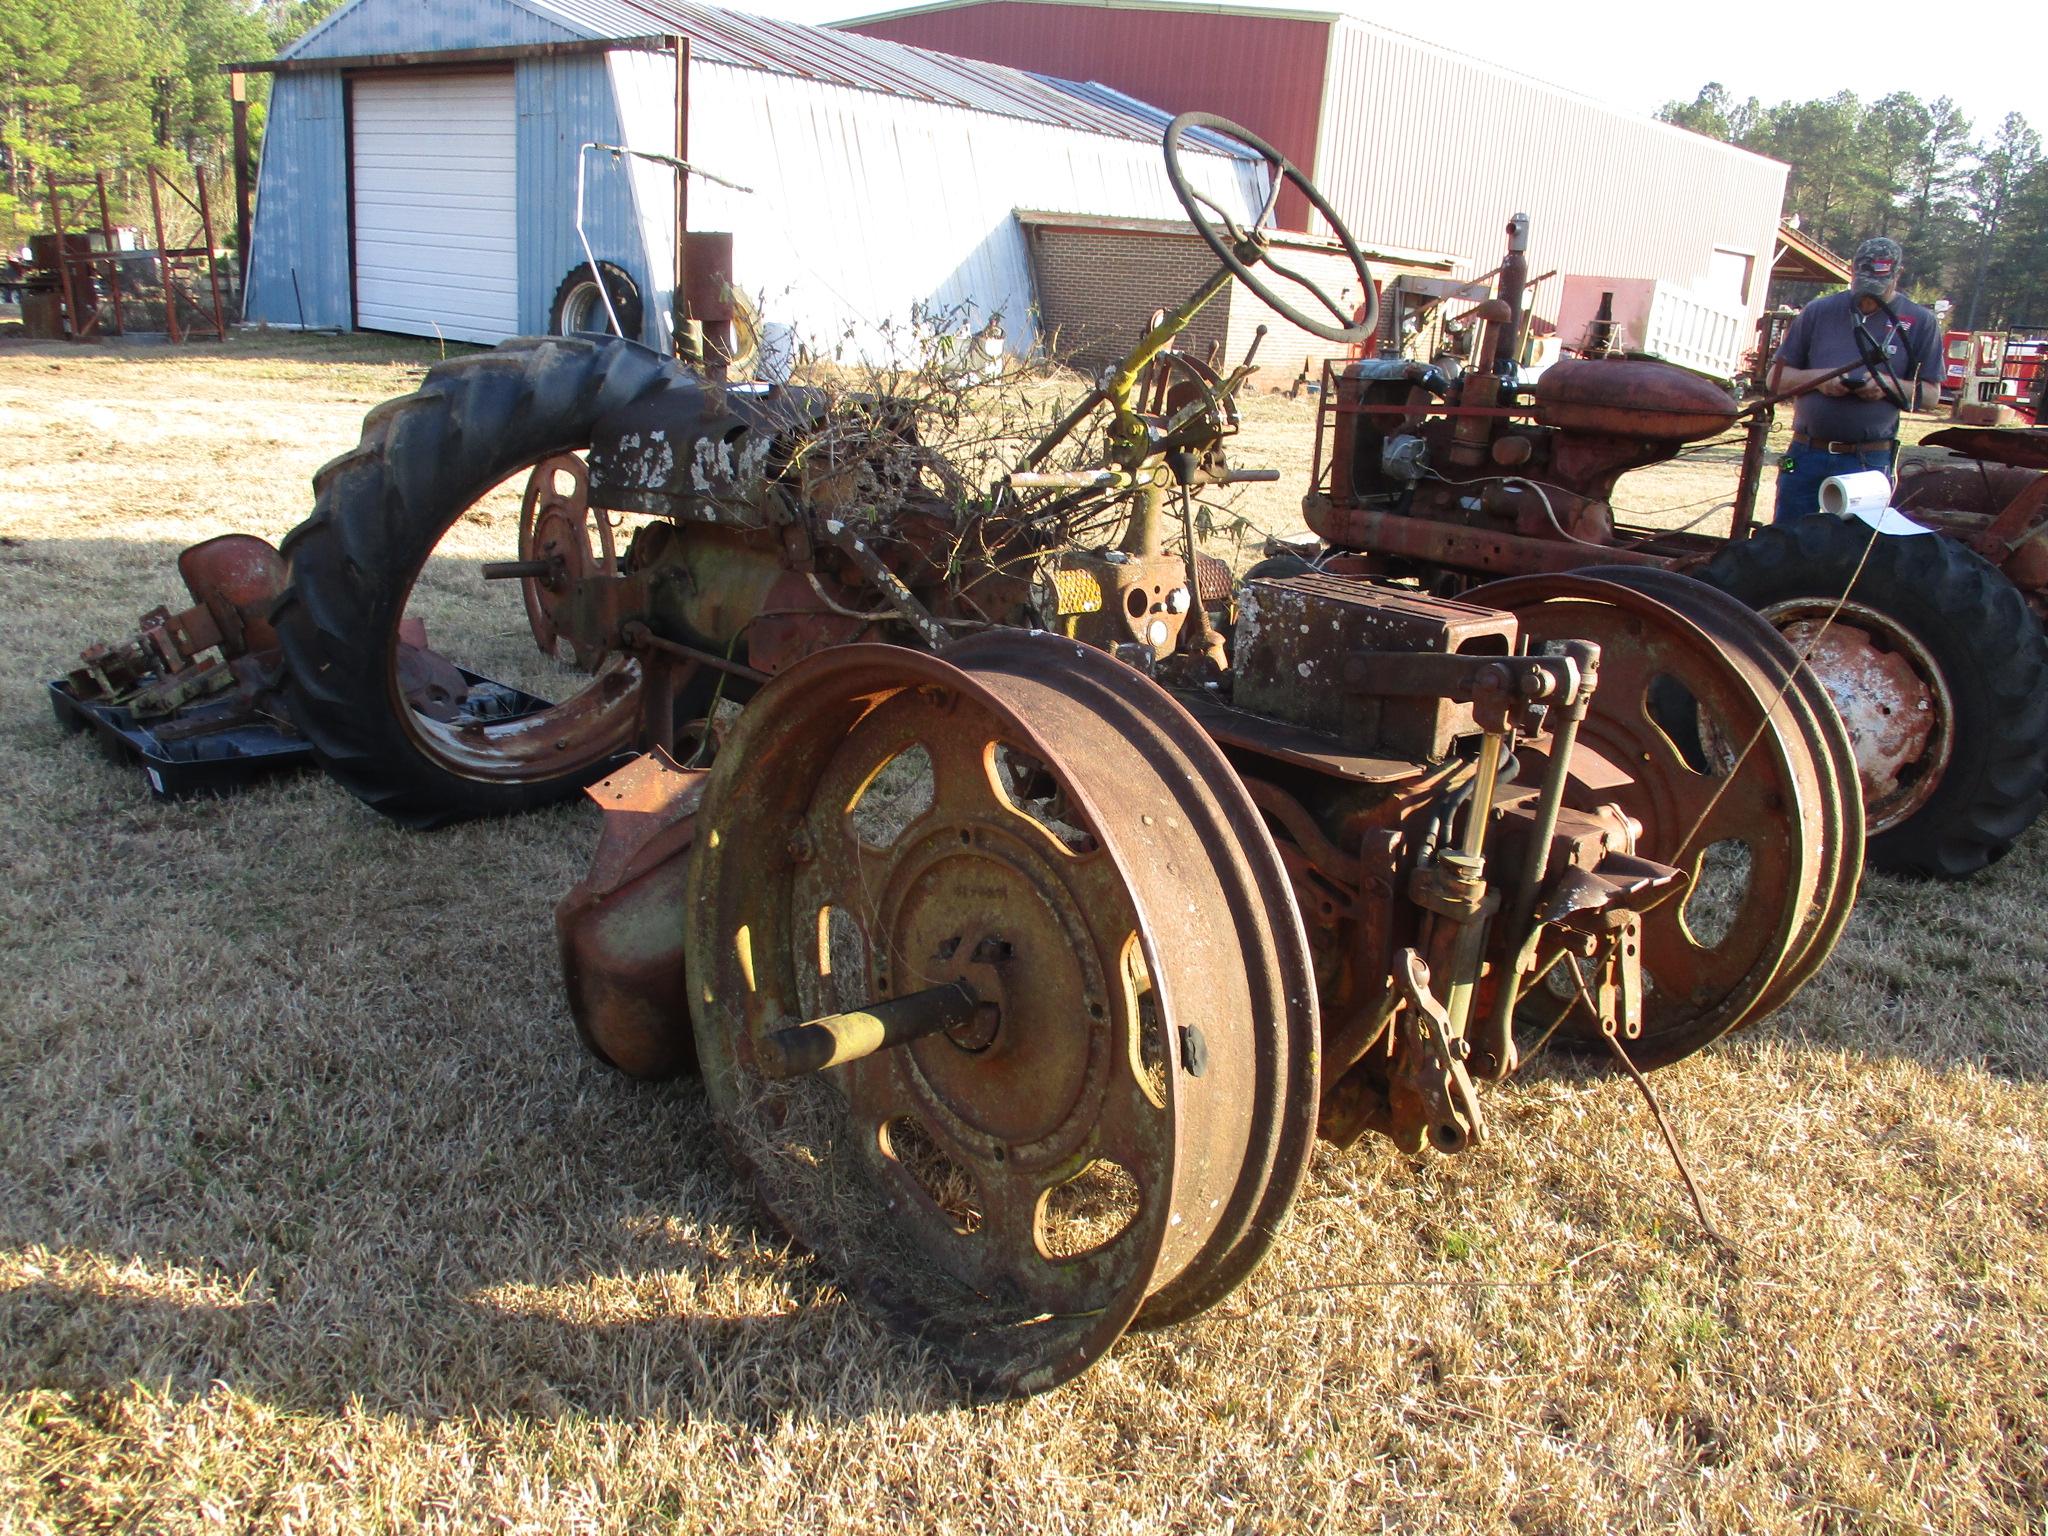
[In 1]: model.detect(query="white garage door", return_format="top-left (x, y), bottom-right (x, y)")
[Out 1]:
top-left (351, 73), bottom-right (518, 344)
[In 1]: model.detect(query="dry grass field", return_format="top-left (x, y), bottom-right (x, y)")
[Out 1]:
top-left (0, 333), bottom-right (2044, 1535)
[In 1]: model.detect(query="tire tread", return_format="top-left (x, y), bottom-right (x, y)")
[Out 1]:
top-left (1698, 518), bottom-right (2048, 878)
top-left (273, 336), bottom-right (676, 827)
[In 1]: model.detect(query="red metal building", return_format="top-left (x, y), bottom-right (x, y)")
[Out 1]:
top-left (849, 2), bottom-right (1331, 230)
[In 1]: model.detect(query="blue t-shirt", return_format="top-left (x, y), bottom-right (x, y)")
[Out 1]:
top-left (1773, 289), bottom-right (1942, 442)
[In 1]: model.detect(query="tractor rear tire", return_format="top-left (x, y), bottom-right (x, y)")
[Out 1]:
top-left (1696, 516), bottom-right (2048, 879)
top-left (273, 335), bottom-right (678, 827)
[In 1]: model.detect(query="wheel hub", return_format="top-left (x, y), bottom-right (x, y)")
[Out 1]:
top-left (518, 453), bottom-right (616, 668)
top-left (1773, 602), bottom-right (1947, 829)
top-left (854, 823), bottom-right (1116, 1159)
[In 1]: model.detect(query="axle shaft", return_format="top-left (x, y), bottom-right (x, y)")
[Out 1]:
top-left (480, 558), bottom-right (556, 581)
top-left (757, 980), bottom-right (983, 1079)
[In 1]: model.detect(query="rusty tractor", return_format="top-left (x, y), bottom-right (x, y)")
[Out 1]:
top-left (71, 117), bottom-right (1859, 1392)
top-left (1307, 217), bottom-right (2048, 881)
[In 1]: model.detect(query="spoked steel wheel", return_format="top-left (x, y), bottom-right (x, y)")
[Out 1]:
top-left (1469, 574), bottom-right (1846, 1068)
top-left (1571, 566), bottom-right (1863, 1015)
top-left (684, 632), bottom-right (1317, 1393)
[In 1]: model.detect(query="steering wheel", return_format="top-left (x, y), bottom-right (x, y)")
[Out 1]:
top-left (1163, 111), bottom-right (1379, 346)
top-left (1853, 305), bottom-right (1912, 411)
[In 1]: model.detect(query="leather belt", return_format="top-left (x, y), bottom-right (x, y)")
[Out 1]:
top-left (1791, 433), bottom-right (1895, 455)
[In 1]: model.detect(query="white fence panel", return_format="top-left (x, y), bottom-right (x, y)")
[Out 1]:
top-left (1644, 282), bottom-right (1747, 378)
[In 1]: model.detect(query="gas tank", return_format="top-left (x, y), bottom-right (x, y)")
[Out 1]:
top-left (1534, 357), bottom-right (1737, 442)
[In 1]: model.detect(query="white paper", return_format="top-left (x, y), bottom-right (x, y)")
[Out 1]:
top-left (1818, 469), bottom-right (1894, 517)
top-left (1849, 505), bottom-right (1935, 536)
top-left (1818, 468), bottom-right (1932, 537)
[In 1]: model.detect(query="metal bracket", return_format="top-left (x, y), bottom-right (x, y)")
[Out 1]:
top-left (819, 518), bottom-right (950, 649)
top-left (1391, 948), bottom-right (1484, 1154)
top-left (1342, 651), bottom-right (1579, 707)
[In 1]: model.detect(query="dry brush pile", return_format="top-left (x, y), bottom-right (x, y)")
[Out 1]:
top-left (0, 334), bottom-right (2043, 1535)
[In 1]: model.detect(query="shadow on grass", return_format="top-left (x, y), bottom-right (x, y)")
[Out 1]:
top-left (5, 530), bottom-right (2048, 1429)
top-left (2, 533), bottom-right (973, 1425)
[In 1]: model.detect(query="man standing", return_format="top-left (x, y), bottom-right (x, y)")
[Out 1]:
top-left (1768, 237), bottom-right (1943, 522)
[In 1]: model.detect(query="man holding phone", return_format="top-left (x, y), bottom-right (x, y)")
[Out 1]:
top-left (1767, 236), bottom-right (1943, 523)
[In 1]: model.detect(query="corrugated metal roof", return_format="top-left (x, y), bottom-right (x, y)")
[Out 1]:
top-left (279, 0), bottom-right (1263, 149)
top-left (845, 0), bottom-right (1345, 24)
top-left (508, 0), bottom-right (1232, 145)
top-left (1774, 220), bottom-right (1852, 284)
top-left (1037, 80), bottom-right (1255, 157)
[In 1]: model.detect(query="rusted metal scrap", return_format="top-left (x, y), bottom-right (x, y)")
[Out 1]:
top-left (54, 532), bottom-right (536, 796)
top-left (67, 534), bottom-right (289, 720)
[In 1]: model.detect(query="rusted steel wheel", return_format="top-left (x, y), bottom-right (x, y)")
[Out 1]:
top-left (1697, 517), bottom-right (2048, 878)
top-left (517, 452), bottom-right (619, 670)
top-left (1571, 567), bottom-right (1863, 1016)
top-left (1469, 575), bottom-right (1836, 1068)
top-left (684, 633), bottom-right (1318, 1394)
top-left (275, 337), bottom-right (677, 827)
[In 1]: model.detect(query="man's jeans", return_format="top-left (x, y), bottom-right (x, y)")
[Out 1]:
top-left (1772, 443), bottom-right (1897, 523)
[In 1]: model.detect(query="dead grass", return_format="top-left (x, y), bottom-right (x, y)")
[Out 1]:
top-left (1, 332), bottom-right (2045, 1534)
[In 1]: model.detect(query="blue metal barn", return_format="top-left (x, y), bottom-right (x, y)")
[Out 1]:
top-left (242, 0), bottom-right (1266, 358)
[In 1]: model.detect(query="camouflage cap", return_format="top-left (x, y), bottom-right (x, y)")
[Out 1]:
top-left (1852, 236), bottom-right (1903, 297)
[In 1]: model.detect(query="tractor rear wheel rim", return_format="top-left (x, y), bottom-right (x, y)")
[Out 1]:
top-left (1471, 576), bottom-right (1826, 1064)
top-left (1759, 596), bottom-right (1952, 835)
top-left (1571, 567), bottom-right (1860, 1017)
top-left (685, 636), bottom-right (1316, 1392)
top-left (391, 450), bottom-right (643, 782)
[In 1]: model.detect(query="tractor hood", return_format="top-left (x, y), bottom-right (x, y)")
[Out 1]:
top-left (586, 378), bottom-right (838, 519)
top-left (1534, 357), bottom-right (1738, 442)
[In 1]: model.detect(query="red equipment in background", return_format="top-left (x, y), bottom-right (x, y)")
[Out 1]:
top-left (1946, 330), bottom-right (2045, 423)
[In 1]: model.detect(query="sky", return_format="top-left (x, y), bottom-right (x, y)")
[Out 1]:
top-left (746, 0), bottom-right (2048, 140)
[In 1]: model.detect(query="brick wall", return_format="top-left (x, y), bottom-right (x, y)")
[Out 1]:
top-left (1027, 221), bottom-right (1444, 391)
top-left (1026, 225), bottom-right (1233, 376)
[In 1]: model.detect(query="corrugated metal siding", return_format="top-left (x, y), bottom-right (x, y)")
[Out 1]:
top-left (684, 61), bottom-right (1263, 361)
top-left (845, 2), bottom-right (1330, 228)
top-left (513, 53), bottom-right (663, 345)
top-left (242, 73), bottom-right (351, 329)
top-left (528, 0), bottom-right (1196, 143)
top-left (606, 48), bottom-right (680, 347)
top-left (284, 0), bottom-right (579, 59)
top-left (1315, 19), bottom-right (1787, 326)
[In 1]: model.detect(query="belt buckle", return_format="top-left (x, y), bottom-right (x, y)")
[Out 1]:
top-left (1827, 439), bottom-right (1854, 455)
